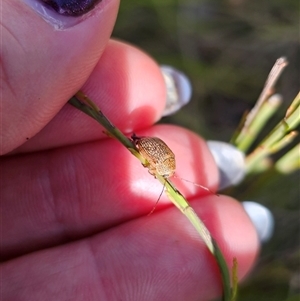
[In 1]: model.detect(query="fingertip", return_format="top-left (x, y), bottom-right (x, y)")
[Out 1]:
top-left (81, 39), bottom-right (167, 131)
top-left (2, 0), bottom-right (119, 154)
top-left (193, 195), bottom-right (260, 280)
top-left (13, 40), bottom-right (167, 153)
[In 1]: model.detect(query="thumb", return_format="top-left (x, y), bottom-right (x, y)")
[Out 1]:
top-left (1, 0), bottom-right (119, 154)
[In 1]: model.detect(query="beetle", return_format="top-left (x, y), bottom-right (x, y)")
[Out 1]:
top-left (131, 134), bottom-right (176, 179)
top-left (131, 133), bottom-right (212, 214)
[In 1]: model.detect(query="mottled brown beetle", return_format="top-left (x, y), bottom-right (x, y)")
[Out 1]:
top-left (131, 133), bottom-right (176, 178)
top-left (131, 133), bottom-right (212, 214)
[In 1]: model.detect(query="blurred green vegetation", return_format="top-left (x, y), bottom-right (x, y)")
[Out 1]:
top-left (112, 1), bottom-right (299, 300)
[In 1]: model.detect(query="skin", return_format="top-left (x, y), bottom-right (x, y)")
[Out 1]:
top-left (1, 0), bottom-right (260, 300)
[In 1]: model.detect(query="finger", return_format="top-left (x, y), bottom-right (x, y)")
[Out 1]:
top-left (2, 0), bottom-right (119, 154)
top-left (12, 39), bottom-right (166, 154)
top-left (1, 125), bottom-right (218, 260)
top-left (2, 196), bottom-right (259, 301)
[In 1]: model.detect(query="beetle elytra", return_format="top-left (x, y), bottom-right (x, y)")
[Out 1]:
top-left (131, 134), bottom-right (176, 178)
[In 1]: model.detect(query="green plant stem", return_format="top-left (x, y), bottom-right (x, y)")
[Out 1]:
top-left (233, 57), bottom-right (288, 151)
top-left (234, 94), bottom-right (282, 152)
top-left (275, 144), bottom-right (300, 174)
top-left (246, 98), bottom-right (300, 173)
top-left (270, 131), bottom-right (298, 153)
top-left (68, 92), bottom-right (233, 301)
top-left (159, 175), bottom-right (232, 300)
top-left (286, 92), bottom-right (300, 118)
top-left (246, 132), bottom-right (297, 173)
top-left (71, 92), bottom-right (137, 152)
top-left (231, 258), bottom-right (238, 301)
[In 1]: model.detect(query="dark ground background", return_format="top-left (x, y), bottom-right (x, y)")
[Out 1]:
top-left (112, 1), bottom-right (300, 300)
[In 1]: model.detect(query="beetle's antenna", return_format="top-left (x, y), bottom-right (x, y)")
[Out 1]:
top-left (173, 175), bottom-right (215, 195)
top-left (148, 181), bottom-right (166, 216)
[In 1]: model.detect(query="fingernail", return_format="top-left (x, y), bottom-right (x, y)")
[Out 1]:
top-left (242, 201), bottom-right (274, 243)
top-left (160, 65), bottom-right (192, 117)
top-left (207, 141), bottom-right (246, 190)
top-left (24, 0), bottom-right (102, 29)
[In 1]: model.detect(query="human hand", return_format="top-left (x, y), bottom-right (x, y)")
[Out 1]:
top-left (1, 1), bottom-right (259, 300)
